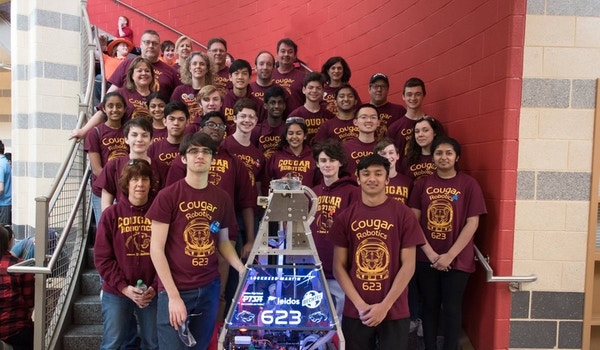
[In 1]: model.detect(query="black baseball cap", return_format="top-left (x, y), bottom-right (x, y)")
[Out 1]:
top-left (369, 73), bottom-right (389, 86)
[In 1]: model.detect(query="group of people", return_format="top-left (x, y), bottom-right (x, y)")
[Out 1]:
top-left (70, 25), bottom-right (487, 350)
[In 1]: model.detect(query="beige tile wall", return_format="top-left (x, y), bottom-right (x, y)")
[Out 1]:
top-left (517, 12), bottom-right (599, 292)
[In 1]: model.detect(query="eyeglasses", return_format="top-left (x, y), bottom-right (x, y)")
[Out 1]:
top-left (370, 84), bottom-right (388, 90)
top-left (203, 121), bottom-right (227, 131)
top-left (285, 116), bottom-right (305, 125)
top-left (127, 159), bottom-right (146, 166)
top-left (186, 148), bottom-right (213, 156)
top-left (178, 313), bottom-right (202, 347)
top-left (142, 40), bottom-right (160, 47)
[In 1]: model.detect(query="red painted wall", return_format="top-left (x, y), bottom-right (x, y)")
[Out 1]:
top-left (87, 0), bottom-right (526, 348)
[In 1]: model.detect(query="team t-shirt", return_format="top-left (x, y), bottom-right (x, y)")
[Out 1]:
top-left (171, 85), bottom-right (203, 124)
top-left (84, 124), bottom-right (128, 196)
top-left (96, 156), bottom-right (170, 203)
top-left (386, 115), bottom-right (418, 156)
top-left (342, 138), bottom-right (376, 178)
top-left (221, 136), bottom-right (265, 187)
top-left (312, 117), bottom-right (358, 145)
top-left (329, 197), bottom-right (425, 320)
top-left (288, 106), bottom-right (335, 145)
top-left (114, 87), bottom-right (151, 121)
top-left (386, 173), bottom-right (413, 204)
top-left (146, 180), bottom-right (238, 291)
top-left (265, 146), bottom-right (317, 188)
top-left (408, 172), bottom-right (487, 273)
top-left (147, 139), bottom-right (180, 167)
top-left (94, 197), bottom-right (157, 296)
top-left (399, 154), bottom-right (436, 180)
top-left (310, 176), bottom-right (361, 279)
top-left (272, 67), bottom-right (306, 113)
top-left (108, 58), bottom-right (180, 98)
top-left (251, 119), bottom-right (285, 161)
top-left (376, 102), bottom-right (407, 141)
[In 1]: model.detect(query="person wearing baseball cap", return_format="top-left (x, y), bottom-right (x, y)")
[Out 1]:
top-left (367, 73), bottom-right (407, 140)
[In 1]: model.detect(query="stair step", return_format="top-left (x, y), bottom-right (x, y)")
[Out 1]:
top-left (81, 269), bottom-right (101, 296)
top-left (62, 324), bottom-right (102, 350)
top-left (73, 294), bottom-right (102, 325)
top-left (86, 247), bottom-right (95, 269)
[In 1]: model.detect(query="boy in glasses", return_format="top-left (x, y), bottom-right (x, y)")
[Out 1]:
top-left (148, 101), bottom-right (190, 167)
top-left (149, 132), bottom-right (245, 350)
top-left (342, 103), bottom-right (380, 178)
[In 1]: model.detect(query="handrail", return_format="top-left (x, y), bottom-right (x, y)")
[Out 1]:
top-left (113, 0), bottom-right (207, 51)
top-left (474, 244), bottom-right (537, 291)
top-left (7, 167), bottom-right (92, 274)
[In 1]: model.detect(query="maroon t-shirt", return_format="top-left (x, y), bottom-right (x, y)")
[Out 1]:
top-left (251, 119), bottom-right (285, 161)
top-left (165, 147), bottom-right (256, 215)
top-left (265, 146), bottom-right (317, 188)
top-left (171, 85), bottom-right (203, 124)
top-left (342, 138), bottom-right (376, 178)
top-left (376, 102), bottom-right (407, 141)
top-left (94, 197), bottom-right (157, 296)
top-left (146, 180), bottom-right (238, 291)
top-left (108, 58), bottom-right (180, 97)
top-left (399, 154), bottom-right (435, 180)
top-left (223, 90), bottom-right (266, 133)
top-left (386, 115), bottom-right (418, 156)
top-left (329, 197), bottom-right (425, 320)
top-left (214, 66), bottom-right (231, 96)
top-left (386, 173), bottom-right (413, 204)
top-left (289, 105), bottom-right (335, 145)
top-left (272, 67), bottom-right (306, 113)
top-left (312, 117), bottom-right (358, 145)
top-left (152, 127), bottom-right (168, 143)
top-left (408, 172), bottom-right (487, 273)
top-left (221, 136), bottom-right (265, 187)
top-left (84, 124), bottom-right (128, 196)
top-left (310, 176), bottom-right (361, 279)
top-left (147, 139), bottom-right (180, 167)
top-left (96, 156), bottom-right (170, 203)
top-left (114, 87), bottom-right (150, 121)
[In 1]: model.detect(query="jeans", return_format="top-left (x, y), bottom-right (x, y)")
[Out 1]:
top-left (157, 279), bottom-right (220, 350)
top-left (100, 290), bottom-right (158, 350)
top-left (0, 205), bottom-right (11, 225)
top-left (416, 262), bottom-right (470, 350)
top-left (92, 193), bottom-right (102, 227)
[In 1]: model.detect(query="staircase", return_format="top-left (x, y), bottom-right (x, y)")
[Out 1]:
top-left (62, 246), bottom-right (103, 350)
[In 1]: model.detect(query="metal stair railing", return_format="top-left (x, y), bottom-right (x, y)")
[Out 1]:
top-left (7, 1), bottom-right (96, 349)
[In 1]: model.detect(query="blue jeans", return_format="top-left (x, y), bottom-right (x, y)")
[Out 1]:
top-left (157, 279), bottom-right (220, 350)
top-left (100, 290), bottom-right (158, 350)
top-left (92, 193), bottom-right (102, 227)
